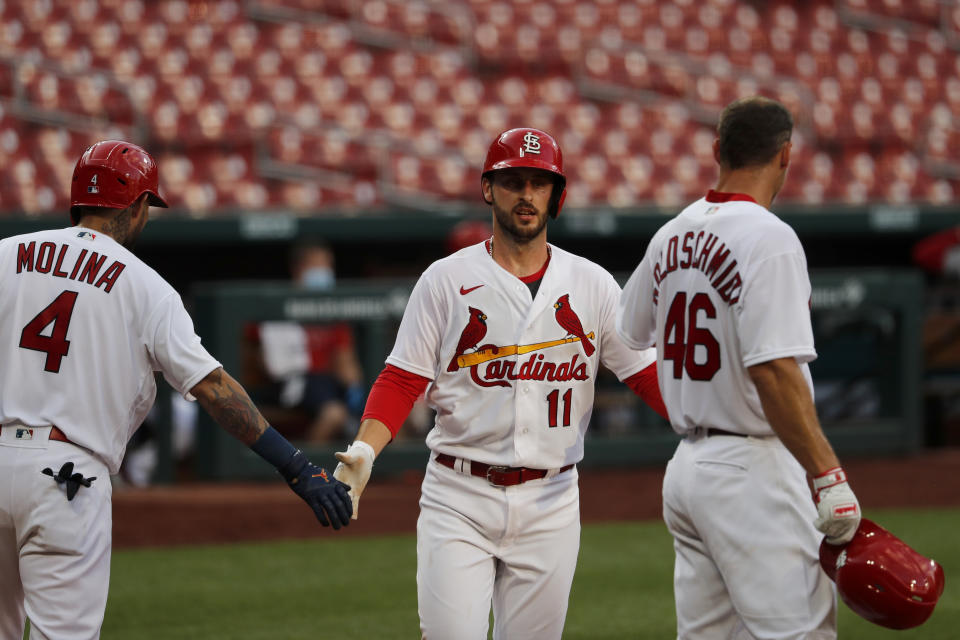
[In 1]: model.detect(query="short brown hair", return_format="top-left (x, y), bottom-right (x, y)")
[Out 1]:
top-left (716, 97), bottom-right (793, 170)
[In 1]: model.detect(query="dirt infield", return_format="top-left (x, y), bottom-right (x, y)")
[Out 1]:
top-left (113, 448), bottom-right (960, 548)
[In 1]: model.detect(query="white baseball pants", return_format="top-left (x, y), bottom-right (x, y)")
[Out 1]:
top-left (416, 456), bottom-right (581, 640)
top-left (663, 433), bottom-right (837, 640)
top-left (0, 426), bottom-right (112, 640)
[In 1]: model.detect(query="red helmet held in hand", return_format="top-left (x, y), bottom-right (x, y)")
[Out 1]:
top-left (819, 518), bottom-right (945, 630)
top-left (481, 128), bottom-right (566, 218)
top-left (70, 140), bottom-right (169, 224)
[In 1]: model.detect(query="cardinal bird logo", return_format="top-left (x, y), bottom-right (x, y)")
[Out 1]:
top-left (448, 306), bottom-right (488, 372)
top-left (554, 294), bottom-right (595, 356)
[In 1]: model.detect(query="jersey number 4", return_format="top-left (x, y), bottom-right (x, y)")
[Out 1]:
top-left (19, 291), bottom-right (79, 373)
top-left (664, 292), bottom-right (720, 381)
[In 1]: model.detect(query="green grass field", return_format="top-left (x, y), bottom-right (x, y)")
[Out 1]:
top-left (31, 507), bottom-right (957, 638)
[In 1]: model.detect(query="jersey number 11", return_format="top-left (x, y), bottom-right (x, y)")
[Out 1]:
top-left (546, 388), bottom-right (572, 428)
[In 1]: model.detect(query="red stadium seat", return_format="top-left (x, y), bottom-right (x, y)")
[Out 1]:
top-left (3, 0), bottom-right (960, 214)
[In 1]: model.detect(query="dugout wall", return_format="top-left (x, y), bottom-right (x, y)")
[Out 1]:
top-left (184, 269), bottom-right (923, 481)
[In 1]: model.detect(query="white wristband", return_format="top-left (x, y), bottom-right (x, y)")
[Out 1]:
top-left (349, 440), bottom-right (376, 464)
top-left (812, 467), bottom-right (847, 492)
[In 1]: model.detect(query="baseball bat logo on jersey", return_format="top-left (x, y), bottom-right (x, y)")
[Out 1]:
top-left (447, 296), bottom-right (595, 388)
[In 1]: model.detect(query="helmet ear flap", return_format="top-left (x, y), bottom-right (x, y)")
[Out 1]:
top-left (550, 179), bottom-right (566, 218)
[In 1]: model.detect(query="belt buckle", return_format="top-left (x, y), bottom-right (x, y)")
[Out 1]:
top-left (485, 465), bottom-right (511, 486)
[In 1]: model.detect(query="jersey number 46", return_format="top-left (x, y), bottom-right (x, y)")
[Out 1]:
top-left (664, 292), bottom-right (720, 381)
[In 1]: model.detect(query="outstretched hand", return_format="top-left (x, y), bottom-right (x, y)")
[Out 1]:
top-left (284, 452), bottom-right (353, 529)
top-left (334, 441), bottom-right (376, 519)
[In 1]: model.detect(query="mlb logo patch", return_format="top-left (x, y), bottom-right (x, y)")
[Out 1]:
top-left (15, 428), bottom-right (34, 440)
top-left (87, 185), bottom-right (99, 193)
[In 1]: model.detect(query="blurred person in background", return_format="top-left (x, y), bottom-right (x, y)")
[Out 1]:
top-left (0, 140), bottom-right (351, 640)
top-left (914, 226), bottom-right (960, 280)
top-left (618, 97), bottom-right (861, 639)
top-left (247, 239), bottom-right (366, 443)
top-left (332, 127), bottom-right (668, 639)
top-left (445, 218), bottom-right (493, 255)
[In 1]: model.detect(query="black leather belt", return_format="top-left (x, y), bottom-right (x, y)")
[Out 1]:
top-left (435, 453), bottom-right (574, 486)
top-left (686, 427), bottom-right (748, 439)
top-left (705, 428), bottom-right (747, 438)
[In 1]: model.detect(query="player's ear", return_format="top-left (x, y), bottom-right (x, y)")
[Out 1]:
top-left (780, 141), bottom-right (792, 169)
top-left (481, 176), bottom-right (494, 205)
top-left (712, 138), bottom-right (721, 165)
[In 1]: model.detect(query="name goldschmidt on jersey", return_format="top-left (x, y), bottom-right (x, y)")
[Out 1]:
top-left (652, 230), bottom-right (743, 306)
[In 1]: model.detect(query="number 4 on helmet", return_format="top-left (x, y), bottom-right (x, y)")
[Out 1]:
top-left (819, 518), bottom-right (946, 630)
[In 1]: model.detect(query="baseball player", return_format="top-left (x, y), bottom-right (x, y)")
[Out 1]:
top-left (0, 140), bottom-right (351, 639)
top-left (617, 97), bottom-right (862, 639)
top-left (333, 128), bottom-right (668, 639)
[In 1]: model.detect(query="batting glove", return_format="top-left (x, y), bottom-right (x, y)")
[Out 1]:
top-left (334, 440), bottom-right (375, 520)
top-left (812, 467), bottom-right (861, 545)
top-left (282, 451), bottom-right (353, 529)
top-left (252, 427), bottom-right (352, 529)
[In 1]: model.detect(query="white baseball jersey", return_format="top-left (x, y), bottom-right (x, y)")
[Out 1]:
top-left (387, 241), bottom-right (656, 469)
top-left (617, 194), bottom-right (817, 437)
top-left (0, 227), bottom-right (221, 473)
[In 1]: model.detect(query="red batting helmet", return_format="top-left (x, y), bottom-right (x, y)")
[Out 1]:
top-left (70, 140), bottom-right (169, 224)
top-left (819, 518), bottom-right (945, 630)
top-left (481, 128), bottom-right (566, 218)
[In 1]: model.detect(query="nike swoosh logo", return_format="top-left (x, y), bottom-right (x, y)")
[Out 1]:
top-left (460, 284), bottom-right (484, 295)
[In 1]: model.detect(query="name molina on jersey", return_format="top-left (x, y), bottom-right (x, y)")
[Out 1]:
top-left (653, 231), bottom-right (742, 305)
top-left (16, 241), bottom-right (126, 293)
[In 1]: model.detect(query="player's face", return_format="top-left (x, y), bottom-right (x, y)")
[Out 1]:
top-left (487, 168), bottom-right (554, 242)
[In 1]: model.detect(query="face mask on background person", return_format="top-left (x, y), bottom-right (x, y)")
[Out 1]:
top-left (300, 267), bottom-right (335, 290)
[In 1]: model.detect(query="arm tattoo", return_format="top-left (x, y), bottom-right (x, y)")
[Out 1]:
top-left (195, 369), bottom-right (270, 446)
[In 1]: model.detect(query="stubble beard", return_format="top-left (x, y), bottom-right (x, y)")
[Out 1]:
top-left (491, 197), bottom-right (548, 244)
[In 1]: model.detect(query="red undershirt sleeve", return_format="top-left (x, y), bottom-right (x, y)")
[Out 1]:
top-left (623, 362), bottom-right (669, 421)
top-left (361, 364), bottom-right (432, 438)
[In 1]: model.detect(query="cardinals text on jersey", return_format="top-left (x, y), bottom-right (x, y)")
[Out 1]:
top-left (446, 293), bottom-right (595, 388)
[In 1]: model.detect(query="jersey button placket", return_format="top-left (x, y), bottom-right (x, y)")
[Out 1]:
top-left (513, 381), bottom-right (529, 459)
